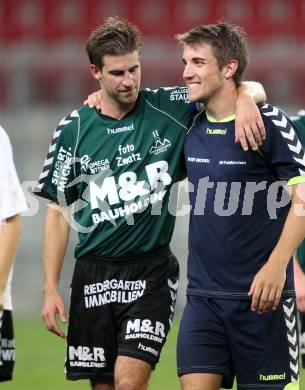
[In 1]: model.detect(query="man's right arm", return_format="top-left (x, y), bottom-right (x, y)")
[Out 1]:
top-left (42, 203), bottom-right (70, 338)
top-left (294, 254), bottom-right (305, 313)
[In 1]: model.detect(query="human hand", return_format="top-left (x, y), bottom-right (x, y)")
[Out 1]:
top-left (248, 258), bottom-right (286, 314)
top-left (42, 288), bottom-right (67, 338)
top-left (84, 89), bottom-right (103, 111)
top-left (235, 94), bottom-right (266, 151)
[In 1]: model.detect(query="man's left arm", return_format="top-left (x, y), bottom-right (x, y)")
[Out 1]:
top-left (249, 183), bottom-right (305, 314)
top-left (236, 81), bottom-right (267, 151)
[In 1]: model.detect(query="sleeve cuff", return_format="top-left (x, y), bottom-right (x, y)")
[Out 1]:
top-left (287, 176), bottom-right (305, 186)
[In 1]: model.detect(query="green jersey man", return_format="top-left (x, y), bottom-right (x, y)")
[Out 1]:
top-left (36, 86), bottom-right (192, 258)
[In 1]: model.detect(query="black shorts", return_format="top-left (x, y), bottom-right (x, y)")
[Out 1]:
top-left (65, 246), bottom-right (179, 381)
top-left (0, 310), bottom-right (15, 382)
top-left (177, 296), bottom-right (299, 390)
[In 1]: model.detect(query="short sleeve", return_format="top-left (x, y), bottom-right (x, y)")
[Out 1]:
top-left (260, 104), bottom-right (305, 184)
top-left (0, 126), bottom-right (28, 221)
top-left (34, 110), bottom-right (80, 205)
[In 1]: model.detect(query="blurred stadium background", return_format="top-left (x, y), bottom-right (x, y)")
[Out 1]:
top-left (0, 0), bottom-right (304, 388)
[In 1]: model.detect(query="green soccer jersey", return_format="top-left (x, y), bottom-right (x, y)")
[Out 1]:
top-left (35, 87), bottom-right (194, 258)
top-left (293, 111), bottom-right (305, 272)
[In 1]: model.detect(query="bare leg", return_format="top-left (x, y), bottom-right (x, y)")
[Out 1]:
top-left (114, 356), bottom-right (152, 390)
top-left (90, 379), bottom-right (115, 390)
top-left (181, 373), bottom-right (222, 390)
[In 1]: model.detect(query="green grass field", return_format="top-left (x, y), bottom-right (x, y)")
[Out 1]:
top-left (4, 316), bottom-right (305, 389)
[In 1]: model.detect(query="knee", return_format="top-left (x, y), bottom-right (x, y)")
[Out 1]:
top-left (90, 379), bottom-right (114, 390)
top-left (115, 377), bottom-right (146, 390)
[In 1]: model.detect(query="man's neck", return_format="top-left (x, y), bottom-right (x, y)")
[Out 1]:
top-left (205, 85), bottom-right (237, 121)
top-left (101, 96), bottom-right (136, 120)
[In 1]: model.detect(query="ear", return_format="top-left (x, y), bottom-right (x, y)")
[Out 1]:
top-left (222, 60), bottom-right (238, 80)
top-left (90, 64), bottom-right (102, 81)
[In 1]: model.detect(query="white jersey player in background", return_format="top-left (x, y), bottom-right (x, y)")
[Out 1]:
top-left (0, 125), bottom-right (28, 381)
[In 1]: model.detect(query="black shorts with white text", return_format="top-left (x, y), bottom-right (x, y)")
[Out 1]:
top-left (0, 310), bottom-right (15, 382)
top-left (65, 246), bottom-right (179, 381)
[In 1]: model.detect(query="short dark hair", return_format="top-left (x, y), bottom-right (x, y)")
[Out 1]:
top-left (176, 22), bottom-right (248, 85)
top-left (86, 16), bottom-right (143, 69)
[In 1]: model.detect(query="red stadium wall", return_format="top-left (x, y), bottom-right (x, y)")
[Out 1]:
top-left (0, 0), bottom-right (304, 108)
top-left (1, 0), bottom-right (305, 42)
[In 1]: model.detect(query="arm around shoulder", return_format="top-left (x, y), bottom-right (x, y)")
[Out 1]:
top-left (235, 81), bottom-right (267, 151)
top-left (238, 81), bottom-right (266, 103)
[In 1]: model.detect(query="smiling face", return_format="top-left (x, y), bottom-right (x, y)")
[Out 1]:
top-left (182, 42), bottom-right (226, 103)
top-left (91, 50), bottom-right (141, 109)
